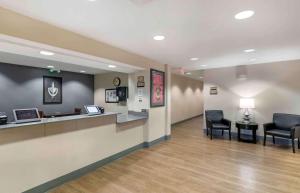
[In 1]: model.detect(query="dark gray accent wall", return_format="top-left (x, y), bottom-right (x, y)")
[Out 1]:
top-left (0, 62), bottom-right (94, 121)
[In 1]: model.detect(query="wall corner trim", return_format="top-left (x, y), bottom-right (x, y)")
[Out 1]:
top-left (143, 135), bottom-right (171, 148)
top-left (172, 114), bottom-right (203, 126)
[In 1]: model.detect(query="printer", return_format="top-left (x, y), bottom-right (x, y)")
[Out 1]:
top-left (0, 112), bottom-right (8, 125)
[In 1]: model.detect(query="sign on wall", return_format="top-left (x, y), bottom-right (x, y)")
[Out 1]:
top-left (210, 86), bottom-right (218, 95)
top-left (43, 76), bottom-right (62, 104)
top-left (137, 76), bottom-right (145, 87)
top-left (150, 69), bottom-right (165, 107)
top-left (105, 89), bottom-right (118, 103)
top-left (138, 87), bottom-right (143, 102)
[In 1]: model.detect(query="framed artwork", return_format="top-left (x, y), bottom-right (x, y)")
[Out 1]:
top-left (150, 69), bottom-right (165, 107)
top-left (210, 87), bottom-right (218, 95)
top-left (43, 76), bottom-right (62, 104)
top-left (116, 87), bottom-right (128, 102)
top-left (105, 89), bottom-right (118, 103)
top-left (137, 76), bottom-right (145, 87)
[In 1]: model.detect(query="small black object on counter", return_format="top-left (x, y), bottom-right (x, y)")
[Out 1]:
top-left (0, 112), bottom-right (8, 125)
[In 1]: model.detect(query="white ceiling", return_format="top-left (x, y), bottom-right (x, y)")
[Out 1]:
top-left (172, 68), bottom-right (205, 81)
top-left (1, 0), bottom-right (300, 71)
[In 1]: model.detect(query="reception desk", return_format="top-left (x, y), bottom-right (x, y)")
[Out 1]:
top-left (0, 111), bottom-right (149, 193)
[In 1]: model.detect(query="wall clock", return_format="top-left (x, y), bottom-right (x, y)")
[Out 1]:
top-left (113, 77), bottom-right (121, 87)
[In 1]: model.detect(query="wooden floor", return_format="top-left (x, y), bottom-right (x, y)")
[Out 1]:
top-left (50, 117), bottom-right (300, 193)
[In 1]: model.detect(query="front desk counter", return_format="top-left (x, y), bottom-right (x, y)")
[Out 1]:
top-left (0, 111), bottom-right (149, 145)
top-left (0, 110), bottom-right (151, 193)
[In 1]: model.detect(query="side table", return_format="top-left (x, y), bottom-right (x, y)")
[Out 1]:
top-left (236, 121), bottom-right (259, 144)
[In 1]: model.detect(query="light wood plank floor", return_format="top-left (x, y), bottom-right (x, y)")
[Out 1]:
top-left (50, 117), bottom-right (300, 193)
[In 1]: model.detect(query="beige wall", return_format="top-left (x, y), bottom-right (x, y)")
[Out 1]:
top-left (94, 72), bottom-right (129, 113)
top-left (95, 68), bottom-right (169, 143)
top-left (171, 74), bottom-right (204, 124)
top-left (126, 67), bottom-right (169, 142)
top-left (204, 60), bottom-right (300, 136)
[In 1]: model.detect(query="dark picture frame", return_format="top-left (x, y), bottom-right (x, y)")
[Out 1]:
top-left (150, 69), bottom-right (165, 107)
top-left (116, 87), bottom-right (128, 102)
top-left (210, 86), bottom-right (218, 95)
top-left (43, 76), bottom-right (62, 104)
top-left (105, 89), bottom-right (119, 103)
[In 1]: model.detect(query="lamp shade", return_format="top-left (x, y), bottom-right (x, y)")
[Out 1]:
top-left (240, 98), bottom-right (255, 109)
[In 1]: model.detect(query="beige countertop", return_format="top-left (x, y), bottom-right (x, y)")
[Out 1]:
top-left (0, 111), bottom-right (149, 130)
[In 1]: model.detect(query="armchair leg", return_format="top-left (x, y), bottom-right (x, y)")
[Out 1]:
top-left (210, 128), bottom-right (213, 140)
top-left (292, 139), bottom-right (295, 153)
top-left (273, 136), bottom-right (275, 144)
top-left (229, 129), bottom-right (231, 141)
top-left (298, 138), bottom-right (300, 149)
top-left (222, 130), bottom-right (224, 136)
top-left (206, 128), bottom-right (208, 136)
top-left (263, 134), bottom-right (266, 146)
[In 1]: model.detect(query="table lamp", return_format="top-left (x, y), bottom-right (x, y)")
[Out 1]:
top-left (240, 98), bottom-right (255, 122)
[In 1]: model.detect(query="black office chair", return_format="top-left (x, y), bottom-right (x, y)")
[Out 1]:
top-left (205, 110), bottom-right (232, 140)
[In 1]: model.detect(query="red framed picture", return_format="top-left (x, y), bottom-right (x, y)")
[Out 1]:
top-left (150, 69), bottom-right (165, 107)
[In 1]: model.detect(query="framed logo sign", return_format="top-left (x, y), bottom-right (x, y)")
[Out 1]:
top-left (43, 76), bottom-right (62, 104)
top-left (150, 69), bottom-right (165, 107)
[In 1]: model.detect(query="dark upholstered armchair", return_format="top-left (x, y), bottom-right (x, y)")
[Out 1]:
top-left (205, 110), bottom-right (231, 140)
top-left (264, 113), bottom-right (300, 153)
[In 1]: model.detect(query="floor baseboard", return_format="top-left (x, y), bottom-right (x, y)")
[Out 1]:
top-left (172, 114), bottom-right (203, 126)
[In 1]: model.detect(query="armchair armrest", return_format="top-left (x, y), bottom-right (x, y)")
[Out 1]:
top-left (292, 125), bottom-right (300, 138)
top-left (222, 119), bottom-right (231, 128)
top-left (263, 123), bottom-right (275, 132)
top-left (206, 119), bottom-right (213, 129)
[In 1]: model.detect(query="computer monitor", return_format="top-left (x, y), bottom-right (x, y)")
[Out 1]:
top-left (84, 105), bottom-right (101, 115)
top-left (13, 108), bottom-right (41, 124)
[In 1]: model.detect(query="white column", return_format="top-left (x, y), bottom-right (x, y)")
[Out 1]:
top-left (165, 64), bottom-right (171, 137)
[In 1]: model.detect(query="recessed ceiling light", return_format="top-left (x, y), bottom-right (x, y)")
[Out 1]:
top-left (80, 70), bottom-right (86, 73)
top-left (235, 10), bottom-right (255, 20)
top-left (153, 35), bottom-right (165, 41)
top-left (40, 50), bottom-right (55, 56)
top-left (201, 65), bottom-right (207, 67)
top-left (88, 0), bottom-right (96, 2)
top-left (185, 72), bottom-right (191, 75)
top-left (108, 65), bottom-right (116, 68)
top-left (244, 49), bottom-right (256, 53)
top-left (47, 65), bottom-right (54, 68)
top-left (190, 58), bottom-right (199, 61)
